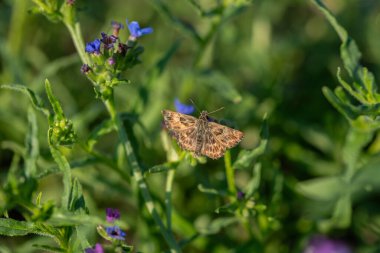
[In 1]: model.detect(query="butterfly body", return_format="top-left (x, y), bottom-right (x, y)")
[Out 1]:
top-left (162, 110), bottom-right (244, 159)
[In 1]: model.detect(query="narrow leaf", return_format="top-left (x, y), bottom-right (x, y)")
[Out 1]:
top-left (0, 218), bottom-right (51, 237)
top-left (1, 84), bottom-right (49, 117)
top-left (45, 79), bottom-right (64, 119)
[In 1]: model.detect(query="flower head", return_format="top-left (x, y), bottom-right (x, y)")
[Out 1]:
top-left (126, 19), bottom-right (153, 40)
top-left (81, 64), bottom-right (91, 74)
top-left (85, 39), bottom-right (101, 54)
top-left (106, 226), bottom-right (126, 240)
top-left (174, 98), bottom-right (195, 115)
top-left (304, 235), bottom-right (352, 253)
top-left (106, 208), bottom-right (120, 223)
top-left (111, 21), bottom-right (124, 37)
top-left (100, 32), bottom-right (117, 50)
top-left (85, 243), bottom-right (104, 253)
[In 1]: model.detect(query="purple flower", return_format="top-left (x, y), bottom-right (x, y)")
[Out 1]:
top-left (106, 226), bottom-right (126, 240)
top-left (85, 243), bottom-right (104, 253)
top-left (107, 57), bottom-right (115, 66)
top-left (174, 99), bottom-right (195, 115)
top-left (80, 64), bottom-right (91, 74)
top-left (85, 39), bottom-right (101, 54)
top-left (237, 191), bottom-right (245, 200)
top-left (111, 21), bottom-right (124, 37)
top-left (126, 19), bottom-right (153, 40)
top-left (100, 32), bottom-right (117, 50)
top-left (106, 208), bottom-right (120, 223)
top-left (304, 235), bottom-right (352, 253)
top-left (66, 0), bottom-right (75, 5)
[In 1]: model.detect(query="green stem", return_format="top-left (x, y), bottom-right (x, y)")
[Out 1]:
top-left (64, 21), bottom-right (90, 65)
top-left (104, 98), bottom-right (182, 253)
top-left (165, 169), bottom-right (176, 232)
top-left (224, 150), bottom-right (236, 200)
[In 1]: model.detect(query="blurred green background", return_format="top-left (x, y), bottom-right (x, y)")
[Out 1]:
top-left (1, 0), bottom-right (380, 252)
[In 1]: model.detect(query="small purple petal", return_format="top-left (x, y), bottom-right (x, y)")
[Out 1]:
top-left (85, 243), bottom-right (104, 253)
top-left (100, 32), bottom-right (117, 50)
top-left (80, 64), bottom-right (91, 74)
top-left (106, 208), bottom-right (120, 222)
top-left (139, 27), bottom-right (154, 36)
top-left (237, 191), bottom-right (245, 200)
top-left (174, 99), bottom-right (195, 115)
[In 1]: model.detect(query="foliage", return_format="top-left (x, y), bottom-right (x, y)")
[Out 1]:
top-left (1, 0), bottom-right (380, 252)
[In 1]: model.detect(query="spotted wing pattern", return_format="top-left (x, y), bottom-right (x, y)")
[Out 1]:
top-left (201, 122), bottom-right (244, 159)
top-left (162, 110), bottom-right (198, 152)
top-left (162, 109), bottom-right (244, 159)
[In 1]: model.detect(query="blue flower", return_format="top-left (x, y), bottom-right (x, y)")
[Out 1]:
top-left (85, 243), bottom-right (104, 253)
top-left (106, 208), bottom-right (120, 222)
top-left (174, 98), bottom-right (195, 115)
top-left (303, 235), bottom-right (352, 253)
top-left (100, 32), bottom-right (117, 50)
top-left (126, 19), bottom-right (153, 40)
top-left (85, 39), bottom-right (101, 54)
top-left (106, 226), bottom-right (126, 240)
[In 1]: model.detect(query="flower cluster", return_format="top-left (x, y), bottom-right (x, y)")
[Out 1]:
top-left (82, 19), bottom-right (153, 99)
top-left (105, 208), bottom-right (126, 240)
top-left (85, 208), bottom-right (129, 252)
top-left (48, 119), bottom-right (77, 146)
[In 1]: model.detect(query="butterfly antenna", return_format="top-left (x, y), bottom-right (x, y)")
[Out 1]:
top-left (189, 98), bottom-right (201, 113)
top-left (208, 107), bottom-right (224, 115)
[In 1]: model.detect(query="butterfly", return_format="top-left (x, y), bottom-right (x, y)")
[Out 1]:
top-left (162, 110), bottom-right (244, 159)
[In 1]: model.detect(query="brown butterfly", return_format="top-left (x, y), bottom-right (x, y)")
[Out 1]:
top-left (162, 110), bottom-right (244, 159)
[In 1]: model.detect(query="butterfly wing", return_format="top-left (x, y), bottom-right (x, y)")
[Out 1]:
top-left (200, 129), bottom-right (227, 159)
top-left (162, 110), bottom-right (198, 152)
top-left (208, 122), bottom-right (244, 149)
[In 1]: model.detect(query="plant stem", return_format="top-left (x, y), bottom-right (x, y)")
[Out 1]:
top-left (224, 150), bottom-right (236, 200)
top-left (165, 169), bottom-right (176, 232)
top-left (104, 98), bottom-right (182, 253)
top-left (64, 21), bottom-right (90, 65)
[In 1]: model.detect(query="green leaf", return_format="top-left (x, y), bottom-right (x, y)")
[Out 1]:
top-left (0, 218), bottom-right (51, 237)
top-left (45, 79), bottom-right (64, 120)
top-left (245, 163), bottom-right (261, 198)
top-left (351, 155), bottom-right (380, 194)
top-left (197, 184), bottom-right (226, 196)
top-left (197, 70), bottom-right (242, 103)
top-left (1, 84), bottom-right (49, 117)
top-left (342, 128), bottom-right (373, 181)
top-left (144, 162), bottom-right (178, 176)
top-left (322, 87), bottom-right (355, 121)
top-left (49, 147), bottom-right (72, 210)
top-left (320, 194), bottom-right (352, 230)
top-left (68, 178), bottom-right (86, 212)
top-left (233, 117), bottom-right (268, 170)
top-left (296, 176), bottom-right (345, 201)
top-left (32, 244), bottom-right (64, 253)
top-left (24, 108), bottom-right (39, 177)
